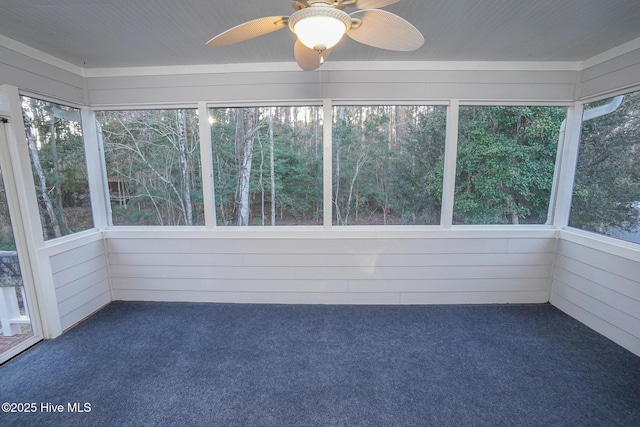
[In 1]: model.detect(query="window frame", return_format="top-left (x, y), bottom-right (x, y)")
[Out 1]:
top-left (565, 88), bottom-right (640, 244)
top-left (87, 98), bottom-right (581, 233)
top-left (95, 106), bottom-right (205, 227)
top-left (20, 92), bottom-right (98, 240)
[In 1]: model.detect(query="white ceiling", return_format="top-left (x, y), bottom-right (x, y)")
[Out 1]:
top-left (1, 0), bottom-right (640, 70)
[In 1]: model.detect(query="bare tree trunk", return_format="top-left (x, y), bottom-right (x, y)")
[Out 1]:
top-left (269, 108), bottom-right (276, 226)
top-left (236, 108), bottom-right (256, 226)
top-left (510, 206), bottom-right (520, 224)
top-left (284, 106), bottom-right (291, 129)
top-left (214, 153), bottom-right (227, 225)
top-left (344, 151), bottom-right (367, 225)
top-left (176, 109), bottom-right (193, 225)
top-left (394, 105), bottom-right (403, 150)
top-left (23, 112), bottom-right (62, 238)
top-left (47, 118), bottom-right (70, 234)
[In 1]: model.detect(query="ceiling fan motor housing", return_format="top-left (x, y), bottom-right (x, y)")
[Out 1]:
top-left (291, 1), bottom-right (355, 11)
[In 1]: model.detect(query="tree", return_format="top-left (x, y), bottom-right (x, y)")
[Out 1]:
top-left (235, 108), bottom-right (259, 226)
top-left (98, 109), bottom-right (203, 226)
top-left (570, 92), bottom-right (640, 235)
top-left (391, 106), bottom-right (447, 224)
top-left (332, 105), bottom-right (446, 225)
top-left (211, 106), bottom-right (322, 226)
top-left (0, 168), bottom-right (17, 250)
top-left (22, 97), bottom-right (92, 240)
top-left (454, 106), bottom-right (565, 224)
top-left (269, 108), bottom-right (276, 226)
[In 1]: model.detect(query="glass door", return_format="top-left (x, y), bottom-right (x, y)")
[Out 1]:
top-left (0, 119), bottom-right (38, 363)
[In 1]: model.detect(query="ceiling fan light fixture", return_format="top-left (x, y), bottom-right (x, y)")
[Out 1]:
top-left (289, 7), bottom-right (352, 51)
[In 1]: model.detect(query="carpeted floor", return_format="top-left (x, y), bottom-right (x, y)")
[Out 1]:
top-left (1, 301), bottom-right (639, 426)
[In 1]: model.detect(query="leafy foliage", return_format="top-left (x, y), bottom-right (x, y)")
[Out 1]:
top-left (0, 168), bottom-right (17, 250)
top-left (15, 97), bottom-right (637, 241)
top-left (22, 97), bottom-right (93, 240)
top-left (98, 109), bottom-right (204, 226)
top-left (210, 107), bottom-right (322, 226)
top-left (455, 106), bottom-right (565, 224)
top-left (570, 91), bottom-right (640, 242)
top-left (333, 106), bottom-right (446, 225)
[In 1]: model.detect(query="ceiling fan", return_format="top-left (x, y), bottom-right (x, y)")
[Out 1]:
top-left (206, 0), bottom-right (424, 71)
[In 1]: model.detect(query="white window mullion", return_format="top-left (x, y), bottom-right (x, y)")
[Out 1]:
top-left (323, 99), bottom-right (332, 229)
top-left (198, 102), bottom-right (216, 228)
top-left (81, 107), bottom-right (109, 229)
top-left (552, 102), bottom-right (584, 228)
top-left (440, 100), bottom-right (459, 228)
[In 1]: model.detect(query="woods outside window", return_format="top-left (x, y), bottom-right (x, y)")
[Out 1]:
top-left (570, 91), bottom-right (640, 244)
top-left (209, 106), bottom-right (323, 226)
top-left (332, 105), bottom-right (446, 226)
top-left (97, 109), bottom-right (204, 226)
top-left (22, 96), bottom-right (94, 240)
top-left (454, 105), bottom-right (566, 225)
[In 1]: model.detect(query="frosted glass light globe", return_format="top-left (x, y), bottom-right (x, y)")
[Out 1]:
top-left (289, 7), bottom-right (352, 52)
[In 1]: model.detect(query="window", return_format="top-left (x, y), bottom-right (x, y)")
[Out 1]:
top-left (569, 91), bottom-right (640, 244)
top-left (332, 105), bottom-right (446, 225)
top-left (21, 96), bottom-right (94, 240)
top-left (97, 109), bottom-right (204, 226)
top-left (210, 106), bottom-right (323, 226)
top-left (454, 106), bottom-right (566, 224)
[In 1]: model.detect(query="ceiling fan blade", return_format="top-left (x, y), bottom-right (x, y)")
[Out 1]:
top-left (348, 9), bottom-right (424, 51)
top-left (291, 0), bottom-right (311, 11)
top-left (354, 0), bottom-right (400, 9)
top-left (294, 40), bottom-right (332, 71)
top-left (206, 16), bottom-right (288, 47)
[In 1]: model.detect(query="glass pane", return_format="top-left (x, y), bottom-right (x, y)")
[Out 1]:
top-left (210, 106), bottom-right (323, 226)
top-left (21, 96), bottom-right (94, 239)
top-left (454, 106), bottom-right (566, 224)
top-left (332, 105), bottom-right (446, 225)
top-left (0, 127), bottom-right (34, 356)
top-left (569, 91), bottom-right (640, 244)
top-left (97, 109), bottom-right (204, 226)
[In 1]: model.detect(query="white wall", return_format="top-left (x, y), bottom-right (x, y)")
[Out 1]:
top-left (0, 38), bottom-right (85, 104)
top-left (579, 39), bottom-right (640, 100)
top-left (106, 229), bottom-right (555, 305)
top-left (85, 64), bottom-right (578, 106)
top-left (0, 76), bottom-right (108, 337)
top-left (551, 230), bottom-right (640, 357)
top-left (547, 40), bottom-right (640, 357)
top-left (45, 233), bottom-right (111, 331)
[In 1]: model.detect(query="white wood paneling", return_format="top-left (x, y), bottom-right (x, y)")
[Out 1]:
top-left (551, 230), bottom-right (640, 356)
top-left (86, 68), bottom-right (578, 106)
top-left (579, 45), bottom-right (640, 99)
top-left (107, 231), bottom-right (555, 305)
top-left (0, 45), bottom-right (85, 104)
top-left (49, 236), bottom-right (111, 331)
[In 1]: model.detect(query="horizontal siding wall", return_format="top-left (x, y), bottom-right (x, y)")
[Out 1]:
top-left (48, 234), bottom-right (111, 331)
top-left (551, 230), bottom-right (640, 356)
top-left (86, 67), bottom-right (578, 106)
top-left (579, 43), bottom-right (640, 99)
top-left (0, 44), bottom-right (85, 104)
top-left (107, 230), bottom-right (555, 305)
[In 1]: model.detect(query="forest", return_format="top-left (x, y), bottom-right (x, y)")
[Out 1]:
top-left (20, 97), bottom-right (92, 241)
top-left (0, 92), bottom-right (637, 248)
top-left (570, 91), bottom-right (640, 238)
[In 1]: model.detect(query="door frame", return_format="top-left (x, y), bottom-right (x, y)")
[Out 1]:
top-left (0, 115), bottom-right (44, 364)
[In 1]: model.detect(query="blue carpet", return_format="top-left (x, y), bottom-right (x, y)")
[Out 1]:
top-left (1, 302), bottom-right (639, 426)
